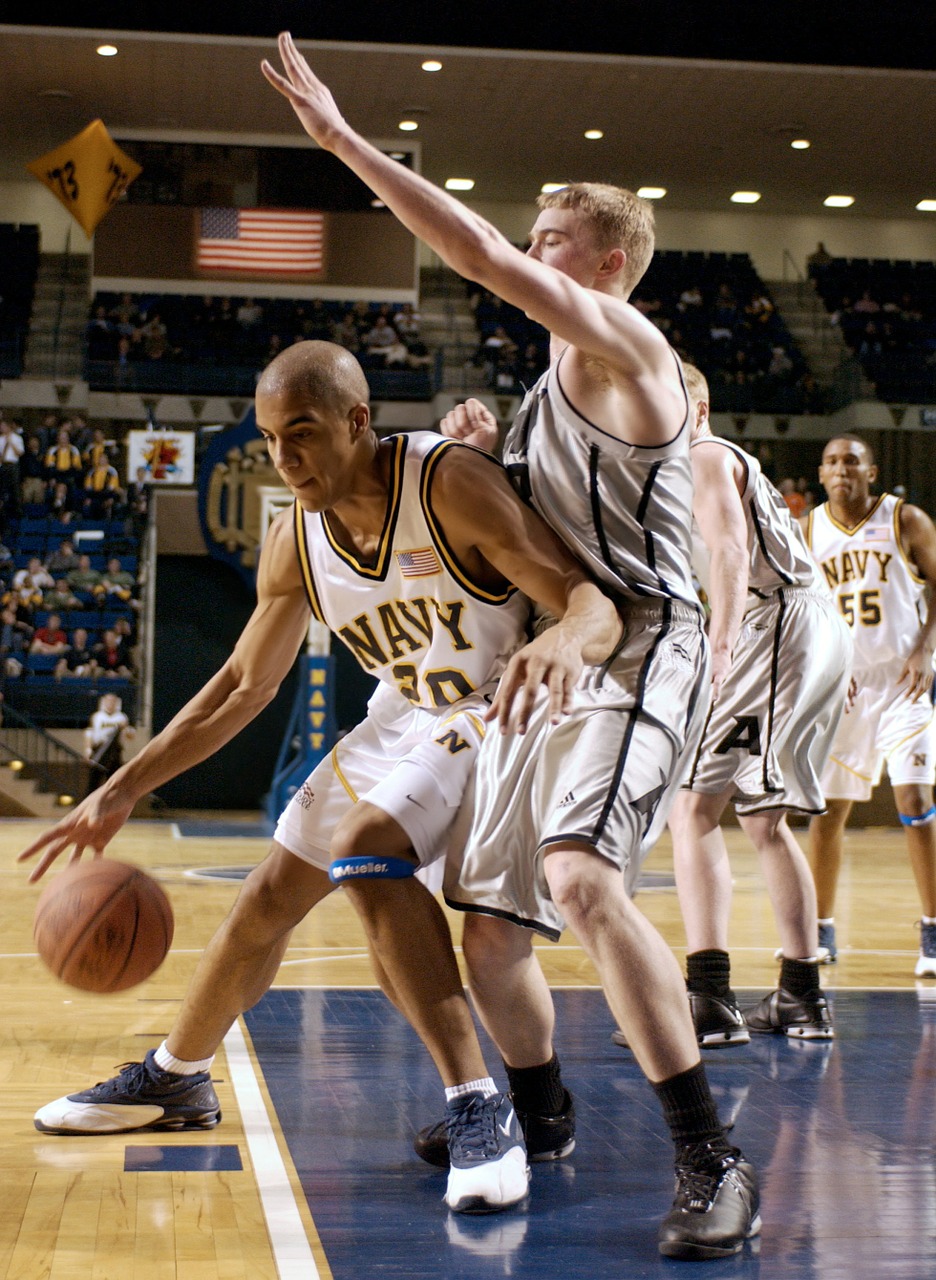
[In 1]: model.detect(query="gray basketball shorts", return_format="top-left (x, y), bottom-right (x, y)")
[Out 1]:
top-left (684, 587), bottom-right (852, 815)
top-left (444, 601), bottom-right (710, 939)
top-left (274, 691), bottom-right (490, 894)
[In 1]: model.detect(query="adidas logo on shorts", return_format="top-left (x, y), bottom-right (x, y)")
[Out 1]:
top-left (557, 791), bottom-right (576, 808)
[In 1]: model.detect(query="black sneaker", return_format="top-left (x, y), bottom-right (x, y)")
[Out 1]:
top-left (415, 1088), bottom-right (575, 1169)
top-left (658, 1139), bottom-right (761, 1260)
top-left (744, 987), bottom-right (834, 1040)
top-left (612, 993), bottom-right (749, 1051)
top-left (689, 990), bottom-right (751, 1049)
top-left (34, 1050), bottom-right (221, 1134)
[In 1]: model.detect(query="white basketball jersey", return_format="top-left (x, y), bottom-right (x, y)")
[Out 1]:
top-left (806, 493), bottom-right (925, 673)
top-left (690, 436), bottom-right (825, 605)
top-left (294, 432), bottom-right (531, 713)
top-left (502, 350), bottom-right (700, 609)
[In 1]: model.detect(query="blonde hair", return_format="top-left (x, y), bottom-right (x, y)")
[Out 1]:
top-left (536, 182), bottom-right (655, 293)
top-left (681, 361), bottom-right (710, 408)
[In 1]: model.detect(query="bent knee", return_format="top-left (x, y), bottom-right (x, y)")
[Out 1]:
top-left (463, 913), bottom-right (531, 974)
top-left (235, 843), bottom-right (332, 929)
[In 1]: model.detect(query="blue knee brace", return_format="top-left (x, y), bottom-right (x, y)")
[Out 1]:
top-left (899, 806), bottom-right (936, 828)
top-left (328, 855), bottom-right (418, 884)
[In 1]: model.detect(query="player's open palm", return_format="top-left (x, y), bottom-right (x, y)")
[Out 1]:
top-left (261, 33), bottom-right (348, 150)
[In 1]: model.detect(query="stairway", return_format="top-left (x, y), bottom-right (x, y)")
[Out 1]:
top-left (769, 278), bottom-right (875, 399)
top-left (22, 253), bottom-right (91, 380)
top-left (419, 263), bottom-right (489, 394)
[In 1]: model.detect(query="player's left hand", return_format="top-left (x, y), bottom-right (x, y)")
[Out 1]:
top-left (485, 629), bottom-right (584, 733)
top-left (261, 32), bottom-right (349, 151)
top-left (898, 646), bottom-right (935, 702)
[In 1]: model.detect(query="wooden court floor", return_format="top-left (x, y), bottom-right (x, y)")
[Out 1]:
top-left (0, 815), bottom-right (930, 1279)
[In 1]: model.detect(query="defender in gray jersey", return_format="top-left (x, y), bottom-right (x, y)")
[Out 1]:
top-left (258, 33), bottom-right (761, 1260)
top-left (665, 365), bottom-right (851, 1046)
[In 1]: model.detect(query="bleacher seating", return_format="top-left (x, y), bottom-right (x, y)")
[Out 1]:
top-left (810, 257), bottom-right (936, 403)
top-left (0, 224), bottom-right (40, 378)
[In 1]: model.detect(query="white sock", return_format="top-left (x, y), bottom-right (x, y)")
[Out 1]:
top-left (818, 917), bottom-right (835, 925)
top-left (445, 1076), bottom-right (497, 1103)
top-left (922, 916), bottom-right (936, 926)
top-left (154, 1040), bottom-right (215, 1076)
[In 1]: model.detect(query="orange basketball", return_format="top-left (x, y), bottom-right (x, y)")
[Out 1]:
top-left (33, 858), bottom-right (174, 993)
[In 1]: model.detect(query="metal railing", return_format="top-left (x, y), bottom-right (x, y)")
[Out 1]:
top-left (0, 702), bottom-right (107, 803)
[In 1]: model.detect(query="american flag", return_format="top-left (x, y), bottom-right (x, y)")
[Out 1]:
top-left (396, 548), bottom-right (442, 578)
top-left (196, 208), bottom-right (324, 275)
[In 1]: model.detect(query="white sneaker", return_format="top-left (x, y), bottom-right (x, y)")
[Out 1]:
top-left (915, 922), bottom-right (936, 977)
top-left (443, 1091), bottom-right (529, 1214)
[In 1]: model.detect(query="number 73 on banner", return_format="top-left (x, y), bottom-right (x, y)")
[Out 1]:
top-left (27, 118), bottom-right (142, 238)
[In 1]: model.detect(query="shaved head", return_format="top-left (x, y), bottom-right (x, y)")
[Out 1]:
top-left (257, 340), bottom-right (370, 415)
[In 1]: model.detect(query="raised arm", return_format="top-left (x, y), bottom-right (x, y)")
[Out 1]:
top-left (689, 442), bottom-right (750, 699)
top-left (260, 34), bottom-right (672, 392)
top-left (432, 446), bottom-right (622, 729)
top-left (19, 511), bottom-right (311, 879)
top-left (898, 502), bottom-right (936, 700)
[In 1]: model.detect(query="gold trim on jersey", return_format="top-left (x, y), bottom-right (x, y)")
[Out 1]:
top-left (293, 500), bottom-right (325, 624)
top-left (822, 493), bottom-right (888, 536)
top-left (892, 497), bottom-right (927, 585)
top-left (331, 742), bottom-right (359, 801)
top-left (321, 434), bottom-right (406, 580)
top-left (420, 439), bottom-right (518, 605)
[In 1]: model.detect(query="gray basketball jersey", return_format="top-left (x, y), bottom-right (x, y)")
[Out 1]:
top-left (502, 350), bottom-right (700, 608)
top-left (690, 435), bottom-right (825, 605)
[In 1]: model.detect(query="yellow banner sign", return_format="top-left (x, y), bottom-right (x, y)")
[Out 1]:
top-left (26, 119), bottom-right (142, 237)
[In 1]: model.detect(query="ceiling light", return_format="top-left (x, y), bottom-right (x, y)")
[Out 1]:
top-left (96, 44), bottom-right (118, 57)
top-left (584, 129), bottom-right (604, 140)
top-left (421, 60), bottom-right (442, 72)
top-left (445, 179), bottom-right (475, 191)
top-left (915, 199), bottom-right (936, 212)
top-left (540, 183), bottom-right (567, 194)
top-left (730, 191), bottom-right (761, 204)
top-left (637, 187), bottom-right (667, 200)
top-left (398, 120), bottom-right (419, 132)
top-left (389, 152), bottom-right (407, 160)
top-left (371, 199), bottom-right (386, 208)
top-left (791, 139), bottom-right (811, 149)
top-left (824, 195), bottom-right (854, 207)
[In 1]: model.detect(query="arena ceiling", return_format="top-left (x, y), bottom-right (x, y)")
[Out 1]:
top-left (2, 7), bottom-right (935, 223)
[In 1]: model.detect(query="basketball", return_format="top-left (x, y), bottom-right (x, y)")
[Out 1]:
top-left (33, 859), bottom-right (174, 994)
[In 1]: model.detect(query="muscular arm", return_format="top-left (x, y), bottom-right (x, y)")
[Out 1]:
top-left (690, 442), bottom-right (750, 699)
top-left (433, 445), bottom-right (622, 726)
top-left (261, 34), bottom-right (683, 444)
top-left (899, 502), bottom-right (936, 699)
top-left (19, 512), bottom-right (312, 878)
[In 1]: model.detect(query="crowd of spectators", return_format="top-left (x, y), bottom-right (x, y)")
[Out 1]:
top-left (809, 256), bottom-right (936, 403)
top-left (85, 292), bottom-right (434, 380)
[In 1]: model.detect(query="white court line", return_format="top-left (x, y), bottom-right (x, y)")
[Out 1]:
top-left (223, 1019), bottom-right (323, 1280)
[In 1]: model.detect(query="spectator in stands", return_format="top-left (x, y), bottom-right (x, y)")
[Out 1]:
top-left (778, 478), bottom-right (807, 518)
top-left (42, 578), bottom-right (81, 614)
top-left (236, 298), bottom-right (264, 331)
top-left (86, 305), bottom-right (118, 360)
top-left (46, 538), bottom-right (80, 578)
top-left (745, 289), bottom-right (775, 327)
top-left (44, 427), bottom-right (83, 498)
top-left (109, 293), bottom-right (141, 336)
top-left (332, 311), bottom-right (361, 352)
top-left (82, 427), bottom-right (116, 473)
top-left (14, 558), bottom-right (53, 595)
top-left (30, 613), bottom-right (69, 657)
top-left (69, 415), bottom-right (93, 456)
top-left (34, 413), bottom-right (61, 453)
top-left (20, 435), bottom-right (47, 507)
top-left (67, 554), bottom-right (104, 603)
top-left (0, 537), bottom-right (14, 584)
top-left (361, 314), bottom-right (399, 361)
top-left (678, 284), bottom-right (703, 311)
top-left (124, 467), bottom-right (151, 540)
top-left (55, 627), bottom-right (94, 680)
top-left (140, 311), bottom-right (171, 360)
top-left (111, 614), bottom-right (138, 672)
top-left (0, 416), bottom-right (24, 521)
top-left (92, 628), bottom-right (134, 679)
top-left (0, 606), bottom-right (32, 677)
top-left (300, 300), bottom-right (334, 342)
top-left (100, 558), bottom-right (136, 606)
top-left (392, 302), bottom-right (421, 341)
top-left (4, 574), bottom-right (43, 621)
top-left (82, 459), bottom-right (122, 520)
top-left (853, 289), bottom-right (880, 315)
top-left (807, 242), bottom-right (833, 272)
top-left (46, 481), bottom-right (77, 527)
top-left (767, 345), bottom-right (795, 379)
top-left (84, 693), bottom-right (134, 794)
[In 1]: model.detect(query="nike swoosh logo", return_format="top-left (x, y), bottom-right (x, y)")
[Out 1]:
top-left (406, 794), bottom-right (426, 810)
top-left (498, 1108), bottom-right (516, 1139)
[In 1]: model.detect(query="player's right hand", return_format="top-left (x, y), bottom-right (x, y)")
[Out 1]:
top-left (17, 787), bottom-right (136, 882)
top-left (439, 398), bottom-right (499, 452)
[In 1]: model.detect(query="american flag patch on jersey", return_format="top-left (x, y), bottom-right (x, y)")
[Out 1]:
top-left (864, 525), bottom-right (890, 541)
top-left (396, 547), bottom-right (442, 577)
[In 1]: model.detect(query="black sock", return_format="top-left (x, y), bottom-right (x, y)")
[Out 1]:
top-left (686, 948), bottom-right (732, 997)
top-left (504, 1053), bottom-right (566, 1116)
top-left (653, 1063), bottom-right (726, 1150)
top-left (780, 956), bottom-right (820, 997)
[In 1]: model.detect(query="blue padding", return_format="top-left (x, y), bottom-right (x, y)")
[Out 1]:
top-left (329, 855), bottom-right (417, 884)
top-left (899, 807), bottom-right (936, 827)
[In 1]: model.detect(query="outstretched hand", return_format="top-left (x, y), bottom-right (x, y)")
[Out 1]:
top-left (17, 786), bottom-right (135, 882)
top-left (439, 398), bottom-right (500, 453)
top-left (261, 32), bottom-right (349, 151)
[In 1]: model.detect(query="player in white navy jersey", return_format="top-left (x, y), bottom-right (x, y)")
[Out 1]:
top-left (805, 434), bottom-right (936, 976)
top-left (22, 340), bottom-right (621, 1216)
top-left (663, 363), bottom-right (850, 1046)
top-left (258, 32), bottom-right (760, 1259)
